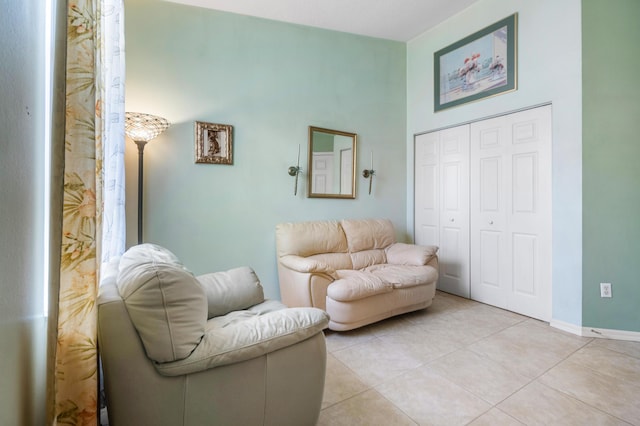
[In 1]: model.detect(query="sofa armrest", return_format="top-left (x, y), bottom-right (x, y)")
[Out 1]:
top-left (155, 307), bottom-right (329, 376)
top-left (385, 243), bottom-right (438, 266)
top-left (279, 255), bottom-right (337, 278)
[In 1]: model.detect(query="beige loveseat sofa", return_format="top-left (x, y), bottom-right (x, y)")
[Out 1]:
top-left (98, 244), bottom-right (329, 426)
top-left (276, 219), bottom-right (439, 331)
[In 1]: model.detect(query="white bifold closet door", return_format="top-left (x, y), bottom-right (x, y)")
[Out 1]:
top-left (470, 105), bottom-right (552, 321)
top-left (414, 105), bottom-right (552, 320)
top-left (414, 125), bottom-right (470, 297)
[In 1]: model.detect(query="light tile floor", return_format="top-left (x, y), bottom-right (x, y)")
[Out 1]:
top-left (319, 291), bottom-right (640, 425)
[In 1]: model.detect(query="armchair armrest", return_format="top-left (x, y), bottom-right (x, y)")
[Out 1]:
top-left (197, 266), bottom-right (265, 318)
top-left (279, 255), bottom-right (338, 278)
top-left (385, 243), bottom-right (438, 266)
top-left (155, 307), bottom-right (329, 376)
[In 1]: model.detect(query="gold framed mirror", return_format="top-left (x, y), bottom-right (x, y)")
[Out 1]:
top-left (308, 126), bottom-right (357, 199)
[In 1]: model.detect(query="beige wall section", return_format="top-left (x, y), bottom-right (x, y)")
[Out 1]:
top-left (0, 1), bottom-right (49, 424)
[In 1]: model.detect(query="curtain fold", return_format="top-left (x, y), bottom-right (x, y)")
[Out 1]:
top-left (48, 0), bottom-right (125, 424)
top-left (45, 0), bottom-right (69, 422)
top-left (52, 2), bottom-right (101, 421)
top-left (99, 0), bottom-right (127, 269)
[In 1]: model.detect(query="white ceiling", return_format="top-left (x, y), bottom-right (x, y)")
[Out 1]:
top-left (164, 0), bottom-right (479, 42)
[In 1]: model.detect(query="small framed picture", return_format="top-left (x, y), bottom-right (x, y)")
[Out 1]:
top-left (434, 13), bottom-right (517, 112)
top-left (195, 121), bottom-right (233, 164)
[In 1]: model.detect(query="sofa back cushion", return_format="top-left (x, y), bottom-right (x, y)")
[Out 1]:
top-left (276, 220), bottom-right (348, 257)
top-left (341, 219), bottom-right (397, 253)
top-left (116, 244), bottom-right (207, 363)
top-left (350, 249), bottom-right (387, 270)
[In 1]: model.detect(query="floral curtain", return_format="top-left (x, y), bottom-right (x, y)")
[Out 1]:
top-left (49, 0), bottom-right (125, 424)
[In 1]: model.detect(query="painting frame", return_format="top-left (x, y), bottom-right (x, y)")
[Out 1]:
top-left (434, 13), bottom-right (517, 112)
top-left (195, 121), bottom-right (233, 164)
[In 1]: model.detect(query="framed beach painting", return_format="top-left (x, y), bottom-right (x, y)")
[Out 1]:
top-left (434, 14), bottom-right (517, 112)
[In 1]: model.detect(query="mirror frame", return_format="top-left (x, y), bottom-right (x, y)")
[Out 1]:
top-left (307, 126), bottom-right (357, 199)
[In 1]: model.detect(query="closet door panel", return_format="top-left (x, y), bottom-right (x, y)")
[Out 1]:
top-left (471, 115), bottom-right (509, 308)
top-left (414, 133), bottom-right (439, 247)
top-left (506, 106), bottom-right (552, 320)
top-left (512, 233), bottom-right (537, 296)
top-left (512, 153), bottom-right (537, 214)
top-left (416, 162), bottom-right (438, 245)
top-left (414, 125), bottom-right (470, 298)
top-left (441, 227), bottom-right (463, 282)
top-left (479, 230), bottom-right (501, 289)
top-left (476, 157), bottom-right (507, 307)
top-left (437, 126), bottom-right (470, 297)
top-left (480, 157), bottom-right (501, 211)
top-left (471, 105), bottom-right (552, 321)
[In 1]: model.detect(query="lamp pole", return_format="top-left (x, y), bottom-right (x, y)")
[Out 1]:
top-left (135, 140), bottom-right (148, 244)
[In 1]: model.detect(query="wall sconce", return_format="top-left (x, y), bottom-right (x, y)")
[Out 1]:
top-left (125, 112), bottom-right (170, 244)
top-left (287, 144), bottom-right (302, 195)
top-left (362, 151), bottom-right (375, 195)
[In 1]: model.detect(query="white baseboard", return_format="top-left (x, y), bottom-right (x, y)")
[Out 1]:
top-left (550, 319), bottom-right (583, 336)
top-left (550, 320), bottom-right (640, 342)
top-left (581, 327), bottom-right (640, 341)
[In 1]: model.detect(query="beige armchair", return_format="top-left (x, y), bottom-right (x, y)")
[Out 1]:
top-left (98, 244), bottom-right (329, 426)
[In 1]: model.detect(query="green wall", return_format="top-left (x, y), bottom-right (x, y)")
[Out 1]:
top-left (582, 0), bottom-right (640, 331)
top-left (125, 0), bottom-right (407, 298)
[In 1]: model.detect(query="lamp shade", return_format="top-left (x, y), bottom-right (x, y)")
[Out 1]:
top-left (125, 112), bottom-right (170, 142)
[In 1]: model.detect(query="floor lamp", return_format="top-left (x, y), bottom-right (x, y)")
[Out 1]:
top-left (124, 112), bottom-right (170, 244)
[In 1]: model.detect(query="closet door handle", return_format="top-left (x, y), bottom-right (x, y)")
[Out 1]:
top-left (450, 218), bottom-right (455, 222)
top-left (489, 220), bottom-right (494, 225)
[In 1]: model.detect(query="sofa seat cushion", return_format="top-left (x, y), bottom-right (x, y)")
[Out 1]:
top-left (364, 264), bottom-right (439, 289)
top-left (327, 270), bottom-right (393, 302)
top-left (116, 244), bottom-right (207, 363)
top-left (155, 306), bottom-right (329, 376)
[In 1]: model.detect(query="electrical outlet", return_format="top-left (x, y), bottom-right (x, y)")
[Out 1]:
top-left (600, 283), bottom-right (612, 298)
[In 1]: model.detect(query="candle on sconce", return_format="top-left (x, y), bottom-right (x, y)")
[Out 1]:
top-left (288, 144), bottom-right (302, 195)
top-left (362, 150), bottom-right (375, 195)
